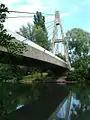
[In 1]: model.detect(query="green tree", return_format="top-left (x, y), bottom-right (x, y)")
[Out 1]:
top-left (18, 11), bottom-right (51, 50)
top-left (66, 28), bottom-right (89, 61)
top-left (66, 28), bottom-right (90, 82)
top-left (17, 23), bottom-right (35, 42)
top-left (33, 11), bottom-right (51, 50)
top-left (33, 26), bottom-right (50, 50)
top-left (0, 4), bottom-right (26, 54)
top-left (34, 11), bottom-right (46, 32)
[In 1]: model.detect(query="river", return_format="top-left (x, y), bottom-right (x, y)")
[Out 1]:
top-left (1, 81), bottom-right (90, 120)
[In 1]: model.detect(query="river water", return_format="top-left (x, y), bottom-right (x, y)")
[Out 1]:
top-left (1, 82), bottom-right (90, 120)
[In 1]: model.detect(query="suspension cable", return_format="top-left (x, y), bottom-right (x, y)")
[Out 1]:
top-left (7, 16), bottom-right (34, 18)
top-left (8, 10), bottom-right (54, 16)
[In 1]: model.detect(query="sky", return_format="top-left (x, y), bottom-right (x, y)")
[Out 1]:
top-left (1, 0), bottom-right (90, 34)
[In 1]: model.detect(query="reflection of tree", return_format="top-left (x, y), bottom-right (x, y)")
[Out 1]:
top-left (70, 85), bottom-right (90, 120)
top-left (71, 104), bottom-right (90, 120)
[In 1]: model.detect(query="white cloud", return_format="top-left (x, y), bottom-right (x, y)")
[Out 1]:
top-left (4, 17), bottom-right (34, 32)
top-left (3, 0), bottom-right (46, 31)
top-left (0, 0), bottom-right (21, 6)
top-left (2, 0), bottom-right (69, 32)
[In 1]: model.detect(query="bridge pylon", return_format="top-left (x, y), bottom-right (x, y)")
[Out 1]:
top-left (52, 11), bottom-right (71, 69)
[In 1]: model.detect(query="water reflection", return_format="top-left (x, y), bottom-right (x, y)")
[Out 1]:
top-left (7, 82), bottom-right (68, 120)
top-left (16, 105), bottom-right (24, 110)
top-left (56, 93), bottom-right (80, 120)
top-left (70, 85), bottom-right (90, 120)
top-left (1, 81), bottom-right (90, 120)
top-left (50, 85), bottom-right (90, 120)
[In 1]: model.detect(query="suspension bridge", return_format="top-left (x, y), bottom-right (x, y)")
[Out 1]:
top-left (1, 10), bottom-right (71, 120)
top-left (0, 11), bottom-right (71, 75)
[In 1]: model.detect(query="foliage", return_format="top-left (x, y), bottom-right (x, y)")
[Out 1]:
top-left (33, 26), bottom-right (50, 50)
top-left (21, 72), bottom-right (48, 83)
top-left (66, 28), bottom-right (89, 60)
top-left (34, 11), bottom-right (46, 32)
top-left (66, 28), bottom-right (90, 82)
top-left (33, 11), bottom-right (51, 50)
top-left (17, 23), bottom-right (35, 42)
top-left (0, 3), bottom-right (26, 82)
top-left (56, 53), bottom-right (66, 61)
top-left (17, 24), bottom-right (51, 50)
top-left (68, 57), bottom-right (88, 82)
top-left (0, 4), bottom-right (26, 55)
top-left (18, 11), bottom-right (51, 50)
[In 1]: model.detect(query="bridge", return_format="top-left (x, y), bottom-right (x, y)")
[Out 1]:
top-left (0, 11), bottom-right (71, 75)
top-left (0, 30), bottom-right (69, 75)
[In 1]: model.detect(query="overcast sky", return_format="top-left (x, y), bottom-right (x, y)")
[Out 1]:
top-left (1, 0), bottom-right (90, 33)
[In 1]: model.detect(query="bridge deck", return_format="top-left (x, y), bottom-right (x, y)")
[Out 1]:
top-left (0, 30), bottom-right (69, 70)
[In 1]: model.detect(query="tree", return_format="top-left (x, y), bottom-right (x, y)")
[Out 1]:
top-left (18, 11), bottom-right (51, 50)
top-left (33, 11), bottom-right (51, 50)
top-left (17, 23), bottom-right (35, 42)
top-left (33, 26), bottom-right (50, 50)
top-left (66, 28), bottom-right (90, 82)
top-left (56, 53), bottom-right (66, 61)
top-left (0, 5), bottom-right (26, 54)
top-left (34, 11), bottom-right (46, 32)
top-left (66, 28), bottom-right (89, 61)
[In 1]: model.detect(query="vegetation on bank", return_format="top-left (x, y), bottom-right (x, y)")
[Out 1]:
top-left (21, 72), bottom-right (48, 83)
top-left (66, 28), bottom-right (90, 82)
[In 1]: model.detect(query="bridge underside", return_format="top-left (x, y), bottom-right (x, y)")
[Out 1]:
top-left (0, 51), bottom-right (68, 75)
